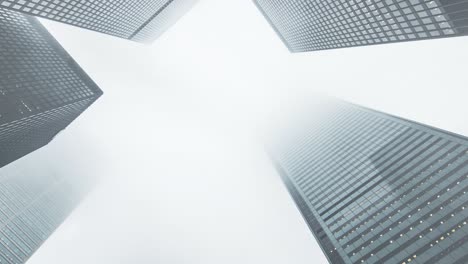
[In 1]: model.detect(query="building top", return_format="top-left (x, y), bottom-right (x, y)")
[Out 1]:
top-left (254, 0), bottom-right (468, 52)
top-left (0, 8), bottom-right (102, 125)
top-left (0, 0), bottom-right (197, 43)
top-left (0, 9), bottom-right (102, 168)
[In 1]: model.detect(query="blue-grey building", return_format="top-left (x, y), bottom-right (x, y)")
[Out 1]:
top-left (0, 154), bottom-right (92, 263)
top-left (0, 0), bottom-right (198, 43)
top-left (0, 8), bottom-right (102, 168)
top-left (269, 99), bottom-right (468, 263)
top-left (254, 0), bottom-right (468, 52)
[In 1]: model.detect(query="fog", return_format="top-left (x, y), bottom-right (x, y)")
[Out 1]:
top-left (22, 0), bottom-right (468, 263)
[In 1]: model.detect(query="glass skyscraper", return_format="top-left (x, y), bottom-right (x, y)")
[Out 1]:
top-left (0, 153), bottom-right (92, 263)
top-left (0, 9), bottom-right (102, 168)
top-left (268, 99), bottom-right (468, 263)
top-left (0, 0), bottom-right (198, 43)
top-left (254, 0), bottom-right (468, 52)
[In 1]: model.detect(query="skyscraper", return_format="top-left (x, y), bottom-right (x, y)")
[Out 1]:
top-left (0, 0), bottom-right (198, 43)
top-left (254, 0), bottom-right (468, 52)
top-left (0, 8), bottom-right (103, 168)
top-left (268, 99), bottom-right (468, 263)
top-left (0, 152), bottom-right (92, 263)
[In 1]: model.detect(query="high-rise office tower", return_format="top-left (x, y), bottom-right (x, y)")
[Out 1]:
top-left (0, 8), bottom-right (103, 168)
top-left (0, 0), bottom-right (198, 43)
top-left (268, 99), bottom-right (468, 263)
top-left (254, 0), bottom-right (468, 52)
top-left (0, 152), bottom-right (92, 263)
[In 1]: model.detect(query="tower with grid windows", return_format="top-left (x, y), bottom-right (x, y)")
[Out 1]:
top-left (0, 152), bottom-right (93, 264)
top-left (0, 8), bottom-right (103, 168)
top-left (0, 0), bottom-right (198, 43)
top-left (268, 99), bottom-right (468, 264)
top-left (254, 0), bottom-right (468, 52)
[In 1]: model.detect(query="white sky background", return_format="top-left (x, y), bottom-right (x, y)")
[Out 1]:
top-left (23, 0), bottom-right (468, 263)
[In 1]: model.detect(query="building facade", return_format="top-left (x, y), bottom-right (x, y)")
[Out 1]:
top-left (0, 8), bottom-right (103, 168)
top-left (254, 0), bottom-right (468, 52)
top-left (269, 100), bottom-right (468, 263)
top-left (0, 153), bottom-right (92, 263)
top-left (0, 0), bottom-right (197, 43)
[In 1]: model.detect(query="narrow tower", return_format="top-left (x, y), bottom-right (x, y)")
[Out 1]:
top-left (0, 153), bottom-right (93, 263)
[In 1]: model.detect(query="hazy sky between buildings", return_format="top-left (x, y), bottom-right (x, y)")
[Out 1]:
top-left (22, 0), bottom-right (468, 263)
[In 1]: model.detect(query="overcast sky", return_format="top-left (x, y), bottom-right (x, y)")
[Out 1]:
top-left (23, 0), bottom-right (468, 263)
